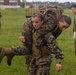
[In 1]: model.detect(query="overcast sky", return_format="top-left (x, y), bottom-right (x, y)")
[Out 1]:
top-left (24, 0), bottom-right (76, 3)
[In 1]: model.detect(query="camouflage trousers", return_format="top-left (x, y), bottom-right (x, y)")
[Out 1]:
top-left (28, 55), bottom-right (52, 75)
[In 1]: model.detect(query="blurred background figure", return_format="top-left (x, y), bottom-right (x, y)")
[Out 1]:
top-left (71, 4), bottom-right (76, 54)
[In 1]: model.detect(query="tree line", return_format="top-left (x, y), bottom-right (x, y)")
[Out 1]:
top-left (20, 1), bottom-right (76, 9)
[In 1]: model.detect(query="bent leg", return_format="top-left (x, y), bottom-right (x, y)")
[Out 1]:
top-left (0, 45), bottom-right (32, 66)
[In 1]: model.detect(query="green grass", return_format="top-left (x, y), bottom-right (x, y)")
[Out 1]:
top-left (0, 8), bottom-right (76, 75)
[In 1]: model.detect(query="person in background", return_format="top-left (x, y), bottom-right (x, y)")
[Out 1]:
top-left (71, 4), bottom-right (76, 54)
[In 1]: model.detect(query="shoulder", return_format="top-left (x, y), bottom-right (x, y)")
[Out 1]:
top-left (23, 18), bottom-right (33, 28)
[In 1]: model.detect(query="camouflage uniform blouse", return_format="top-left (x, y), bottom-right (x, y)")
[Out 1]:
top-left (22, 18), bottom-right (33, 54)
top-left (35, 16), bottom-right (63, 63)
top-left (35, 15), bottom-right (62, 48)
top-left (73, 16), bottom-right (76, 32)
top-left (22, 16), bottom-right (64, 63)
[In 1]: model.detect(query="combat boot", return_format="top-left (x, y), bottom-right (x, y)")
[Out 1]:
top-left (0, 47), bottom-right (14, 66)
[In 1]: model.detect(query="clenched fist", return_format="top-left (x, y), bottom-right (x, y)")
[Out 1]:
top-left (55, 63), bottom-right (62, 72)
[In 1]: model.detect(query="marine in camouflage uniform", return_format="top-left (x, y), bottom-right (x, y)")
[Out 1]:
top-left (0, 14), bottom-right (64, 68)
top-left (0, 5), bottom-right (63, 61)
top-left (21, 5), bottom-right (64, 67)
top-left (35, 5), bottom-right (63, 49)
top-left (0, 5), bottom-right (64, 66)
top-left (0, 5), bottom-right (71, 75)
top-left (71, 5), bottom-right (76, 54)
top-left (28, 13), bottom-right (71, 75)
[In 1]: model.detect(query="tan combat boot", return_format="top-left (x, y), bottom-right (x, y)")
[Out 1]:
top-left (0, 47), bottom-right (14, 66)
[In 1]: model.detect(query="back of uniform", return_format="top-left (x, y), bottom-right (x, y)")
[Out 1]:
top-left (35, 5), bottom-right (64, 49)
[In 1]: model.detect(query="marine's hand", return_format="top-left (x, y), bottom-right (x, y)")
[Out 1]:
top-left (55, 63), bottom-right (62, 72)
top-left (19, 36), bottom-right (25, 42)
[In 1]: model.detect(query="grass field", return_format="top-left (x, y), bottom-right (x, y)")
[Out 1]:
top-left (0, 8), bottom-right (76, 75)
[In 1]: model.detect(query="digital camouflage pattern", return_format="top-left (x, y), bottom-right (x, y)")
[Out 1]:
top-left (28, 32), bottom-right (64, 75)
top-left (22, 18), bottom-right (33, 53)
top-left (14, 5), bottom-right (64, 65)
top-left (21, 18), bottom-right (33, 65)
top-left (35, 16), bottom-right (62, 49)
top-left (39, 5), bottom-right (64, 21)
top-left (28, 55), bottom-right (52, 75)
top-left (0, 45), bottom-right (31, 66)
top-left (22, 5), bottom-right (64, 50)
top-left (22, 5), bottom-right (64, 49)
top-left (24, 5), bottom-right (64, 75)
top-left (0, 5), bottom-right (64, 75)
top-left (0, 5), bottom-right (64, 71)
top-left (44, 32), bottom-right (64, 61)
top-left (25, 5), bottom-right (64, 74)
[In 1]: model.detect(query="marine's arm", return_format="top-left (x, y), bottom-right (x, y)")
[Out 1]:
top-left (22, 18), bottom-right (33, 41)
top-left (44, 32), bottom-right (64, 71)
top-left (45, 32), bottom-right (64, 63)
